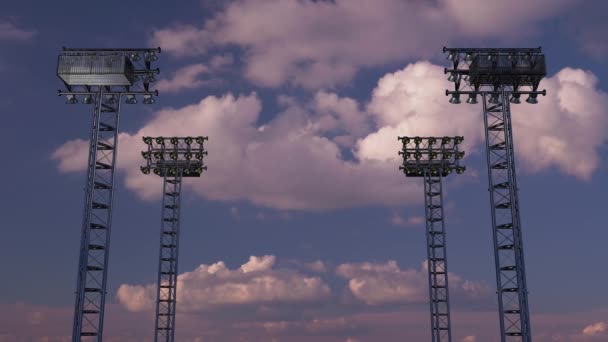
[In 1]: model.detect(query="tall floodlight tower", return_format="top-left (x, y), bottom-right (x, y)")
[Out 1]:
top-left (398, 136), bottom-right (466, 342)
top-left (141, 136), bottom-right (208, 342)
top-left (442, 47), bottom-right (547, 341)
top-left (57, 47), bottom-right (161, 342)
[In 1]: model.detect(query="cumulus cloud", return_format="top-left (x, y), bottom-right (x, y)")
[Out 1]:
top-left (51, 92), bottom-right (419, 210)
top-left (582, 321), bottom-right (607, 336)
top-left (0, 19), bottom-right (36, 41)
top-left (52, 62), bottom-right (608, 210)
top-left (356, 62), bottom-right (608, 181)
top-left (156, 63), bottom-right (210, 93)
top-left (150, 0), bottom-right (576, 88)
top-left (335, 260), bottom-right (490, 305)
top-left (117, 255), bottom-right (331, 312)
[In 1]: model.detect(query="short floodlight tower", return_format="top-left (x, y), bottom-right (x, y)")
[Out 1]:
top-left (57, 47), bottom-right (161, 342)
top-left (141, 136), bottom-right (208, 342)
top-left (398, 136), bottom-right (466, 342)
top-left (443, 47), bottom-right (547, 342)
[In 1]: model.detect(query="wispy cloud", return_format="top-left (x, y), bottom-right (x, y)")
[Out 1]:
top-left (0, 19), bottom-right (36, 41)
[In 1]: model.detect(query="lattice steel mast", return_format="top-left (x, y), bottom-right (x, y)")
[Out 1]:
top-left (57, 47), bottom-right (161, 342)
top-left (141, 136), bottom-right (208, 342)
top-left (398, 136), bottom-right (467, 342)
top-left (442, 47), bottom-right (547, 341)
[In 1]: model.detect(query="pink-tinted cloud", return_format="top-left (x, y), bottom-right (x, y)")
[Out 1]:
top-left (335, 260), bottom-right (490, 306)
top-left (2, 300), bottom-right (608, 341)
top-left (155, 63), bottom-right (209, 93)
top-left (582, 321), bottom-right (607, 336)
top-left (356, 62), bottom-right (608, 181)
top-left (51, 92), bottom-right (420, 210)
top-left (52, 62), bottom-right (608, 210)
top-left (150, 0), bottom-right (576, 88)
top-left (0, 19), bottom-right (36, 41)
top-left (117, 255), bottom-right (331, 312)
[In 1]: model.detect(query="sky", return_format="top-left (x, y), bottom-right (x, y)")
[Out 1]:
top-left (1, 0), bottom-right (608, 341)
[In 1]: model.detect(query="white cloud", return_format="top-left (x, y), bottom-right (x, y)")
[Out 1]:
top-left (156, 63), bottom-right (209, 93)
top-left (336, 260), bottom-right (489, 305)
top-left (52, 62), bottom-right (608, 210)
top-left (52, 92), bottom-right (419, 210)
top-left (151, 0), bottom-right (576, 88)
top-left (0, 19), bottom-right (36, 41)
top-left (117, 255), bottom-right (331, 312)
top-left (582, 321), bottom-right (607, 336)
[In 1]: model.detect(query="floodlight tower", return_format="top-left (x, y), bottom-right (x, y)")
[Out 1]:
top-left (57, 47), bottom-right (160, 341)
top-left (141, 136), bottom-right (208, 342)
top-left (442, 47), bottom-right (547, 342)
top-left (398, 136), bottom-right (466, 342)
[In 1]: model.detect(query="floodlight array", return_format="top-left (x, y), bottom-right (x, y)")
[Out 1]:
top-left (141, 136), bottom-right (208, 177)
top-left (443, 47), bottom-right (547, 105)
top-left (57, 47), bottom-right (161, 104)
top-left (398, 136), bottom-right (466, 177)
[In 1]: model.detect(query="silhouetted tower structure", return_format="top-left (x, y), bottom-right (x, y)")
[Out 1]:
top-left (442, 47), bottom-right (547, 341)
top-left (141, 136), bottom-right (208, 342)
top-left (398, 136), bottom-right (466, 342)
top-left (57, 47), bottom-right (160, 342)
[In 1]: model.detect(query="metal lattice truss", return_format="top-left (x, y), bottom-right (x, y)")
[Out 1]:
top-left (482, 90), bottom-right (531, 341)
top-left (57, 47), bottom-right (161, 342)
top-left (443, 47), bottom-right (546, 342)
top-left (399, 136), bottom-right (467, 342)
top-left (141, 136), bottom-right (207, 342)
top-left (154, 173), bottom-right (183, 342)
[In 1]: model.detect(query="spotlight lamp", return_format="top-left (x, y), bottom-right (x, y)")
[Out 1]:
top-left (142, 151), bottom-right (151, 160)
top-left (442, 137), bottom-right (452, 145)
top-left (455, 151), bottom-right (465, 160)
top-left (82, 95), bottom-right (94, 104)
top-left (466, 94), bottom-right (478, 104)
top-left (170, 137), bottom-right (179, 145)
top-left (526, 94), bottom-right (538, 104)
top-left (153, 152), bottom-right (163, 160)
top-left (443, 167), bottom-right (453, 175)
top-left (125, 95), bottom-right (137, 104)
top-left (155, 137), bottom-right (165, 145)
top-left (447, 51), bottom-right (458, 61)
top-left (143, 137), bottom-right (152, 144)
top-left (140, 166), bottom-right (150, 175)
top-left (489, 94), bottom-right (500, 104)
top-left (414, 152), bottom-right (422, 160)
top-left (153, 167), bottom-right (160, 175)
top-left (465, 53), bottom-right (474, 62)
top-left (183, 169), bottom-right (191, 175)
top-left (184, 152), bottom-right (192, 160)
top-left (448, 72), bottom-right (461, 82)
top-left (105, 94), bottom-right (116, 104)
top-left (454, 136), bottom-right (464, 145)
top-left (510, 94), bottom-right (521, 104)
top-left (449, 94), bottom-right (461, 104)
top-left (456, 166), bottom-right (466, 174)
top-left (143, 94), bottom-right (155, 104)
top-left (129, 52), bottom-right (140, 61)
top-left (402, 137), bottom-right (410, 144)
top-left (66, 94), bottom-right (78, 104)
top-left (195, 136), bottom-right (208, 144)
top-left (428, 137), bottom-right (437, 145)
top-left (185, 137), bottom-right (193, 145)
top-left (169, 152), bottom-right (178, 160)
top-left (443, 152), bottom-right (452, 160)
top-left (429, 152), bottom-right (438, 160)
top-left (414, 136), bottom-right (422, 145)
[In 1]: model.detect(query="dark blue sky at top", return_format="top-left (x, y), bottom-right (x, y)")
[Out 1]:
top-left (0, 0), bottom-right (607, 320)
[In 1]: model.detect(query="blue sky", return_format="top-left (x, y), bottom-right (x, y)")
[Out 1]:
top-left (1, 1), bottom-right (608, 341)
